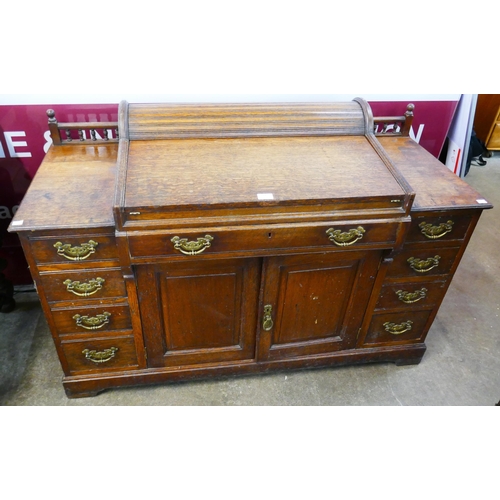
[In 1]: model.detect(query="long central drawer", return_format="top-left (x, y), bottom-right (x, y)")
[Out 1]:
top-left (127, 219), bottom-right (406, 261)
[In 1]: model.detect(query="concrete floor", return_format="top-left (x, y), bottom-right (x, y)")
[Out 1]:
top-left (1, 155), bottom-right (499, 406)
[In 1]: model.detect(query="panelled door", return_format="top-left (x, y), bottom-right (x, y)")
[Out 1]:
top-left (136, 258), bottom-right (261, 368)
top-left (257, 251), bottom-right (382, 361)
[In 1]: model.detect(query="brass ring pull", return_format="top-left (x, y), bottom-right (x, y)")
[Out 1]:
top-left (395, 288), bottom-right (428, 304)
top-left (407, 256), bottom-right (441, 273)
top-left (73, 312), bottom-right (111, 330)
top-left (63, 278), bottom-right (105, 297)
top-left (54, 240), bottom-right (98, 261)
top-left (82, 347), bottom-right (118, 364)
top-left (326, 227), bottom-right (365, 247)
top-left (419, 220), bottom-right (454, 239)
top-left (262, 305), bottom-right (274, 331)
top-left (383, 321), bottom-right (413, 335)
top-left (171, 235), bottom-right (214, 256)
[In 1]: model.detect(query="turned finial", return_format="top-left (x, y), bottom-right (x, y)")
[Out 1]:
top-left (47, 109), bottom-right (57, 124)
top-left (400, 104), bottom-right (415, 137)
top-left (47, 109), bottom-right (62, 145)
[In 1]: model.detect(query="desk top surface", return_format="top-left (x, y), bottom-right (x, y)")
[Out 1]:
top-left (9, 136), bottom-right (491, 233)
top-left (124, 135), bottom-right (406, 213)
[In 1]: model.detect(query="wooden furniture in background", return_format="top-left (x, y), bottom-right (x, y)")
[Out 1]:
top-left (9, 99), bottom-right (491, 397)
top-left (474, 94), bottom-right (500, 151)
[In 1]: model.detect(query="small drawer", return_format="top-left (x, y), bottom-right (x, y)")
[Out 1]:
top-left (362, 310), bottom-right (433, 347)
top-left (60, 336), bottom-right (139, 375)
top-left (29, 234), bottom-right (119, 265)
top-left (386, 246), bottom-right (461, 279)
top-left (50, 304), bottom-right (132, 336)
top-left (406, 215), bottom-right (472, 243)
top-left (375, 280), bottom-right (447, 311)
top-left (39, 268), bottom-right (127, 303)
top-left (128, 221), bottom-right (401, 260)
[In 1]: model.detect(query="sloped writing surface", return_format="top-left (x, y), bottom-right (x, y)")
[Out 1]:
top-left (124, 136), bottom-right (405, 213)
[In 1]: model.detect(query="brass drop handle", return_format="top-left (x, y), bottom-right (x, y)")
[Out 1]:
top-left (395, 288), bottom-right (428, 304)
top-left (326, 227), bottom-right (366, 247)
top-left (262, 305), bottom-right (274, 331)
top-left (383, 321), bottom-right (413, 335)
top-left (171, 235), bottom-right (214, 256)
top-left (63, 277), bottom-right (105, 297)
top-left (82, 347), bottom-right (118, 364)
top-left (73, 312), bottom-right (111, 330)
top-left (407, 256), bottom-right (441, 273)
top-left (54, 240), bottom-right (98, 261)
top-left (419, 220), bottom-right (454, 239)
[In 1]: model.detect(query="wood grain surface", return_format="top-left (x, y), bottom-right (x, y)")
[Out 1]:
top-left (127, 102), bottom-right (367, 140)
top-left (11, 144), bottom-right (118, 232)
top-left (378, 136), bottom-right (492, 211)
top-left (124, 136), bottom-right (405, 211)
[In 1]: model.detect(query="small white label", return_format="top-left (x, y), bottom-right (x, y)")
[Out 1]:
top-left (477, 199), bottom-right (488, 204)
top-left (11, 220), bottom-right (24, 226)
top-left (257, 193), bottom-right (274, 201)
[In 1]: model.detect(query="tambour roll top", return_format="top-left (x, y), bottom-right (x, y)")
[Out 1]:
top-left (121, 99), bottom-right (372, 141)
top-left (114, 98), bottom-right (414, 231)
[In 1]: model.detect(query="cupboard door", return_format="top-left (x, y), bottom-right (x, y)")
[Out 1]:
top-left (136, 258), bottom-right (260, 368)
top-left (258, 251), bottom-right (382, 361)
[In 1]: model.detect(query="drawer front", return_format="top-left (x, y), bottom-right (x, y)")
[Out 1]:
top-left (386, 246), bottom-right (461, 279)
top-left (362, 310), bottom-right (433, 347)
top-left (50, 304), bottom-right (132, 336)
top-left (128, 221), bottom-right (401, 260)
top-left (60, 336), bottom-right (139, 375)
top-left (406, 215), bottom-right (472, 243)
top-left (39, 268), bottom-right (127, 303)
top-left (375, 280), bottom-right (447, 311)
top-left (29, 234), bottom-right (119, 265)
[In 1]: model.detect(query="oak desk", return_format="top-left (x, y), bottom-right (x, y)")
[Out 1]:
top-left (9, 99), bottom-right (491, 398)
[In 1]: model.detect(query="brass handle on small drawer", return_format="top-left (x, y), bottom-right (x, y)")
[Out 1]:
top-left (419, 220), bottom-right (454, 239)
top-left (54, 240), bottom-right (98, 261)
top-left (383, 321), bottom-right (413, 335)
top-left (396, 288), bottom-right (428, 304)
top-left (262, 305), bottom-right (274, 331)
top-left (63, 278), bottom-right (105, 297)
top-left (73, 312), bottom-right (111, 330)
top-left (407, 256), bottom-right (441, 273)
top-left (326, 227), bottom-right (366, 247)
top-left (82, 347), bottom-right (118, 364)
top-left (171, 235), bottom-right (214, 256)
